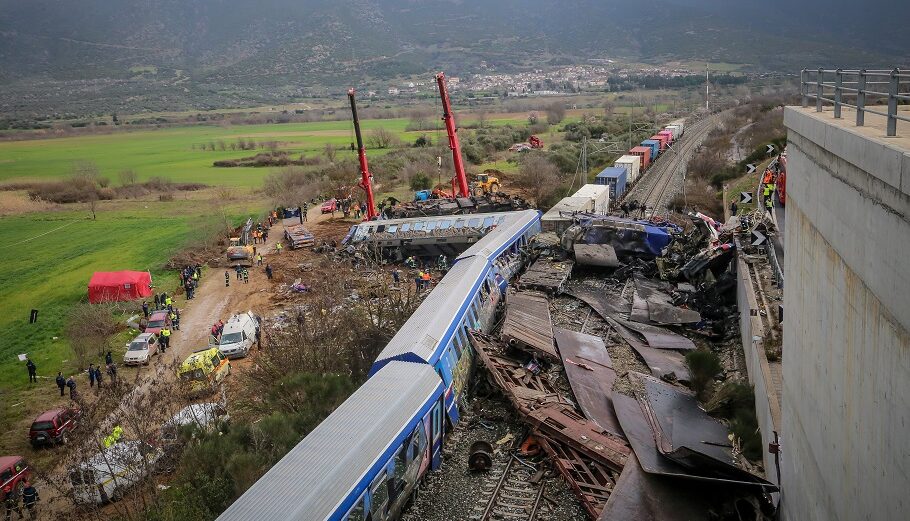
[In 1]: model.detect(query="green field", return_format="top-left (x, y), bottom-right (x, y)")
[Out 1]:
top-left (0, 115), bottom-right (539, 188)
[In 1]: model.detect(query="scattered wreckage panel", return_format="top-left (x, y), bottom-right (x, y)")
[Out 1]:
top-left (646, 302), bottom-right (701, 325)
top-left (502, 291), bottom-right (558, 360)
top-left (573, 244), bottom-right (620, 267)
top-left (612, 317), bottom-right (696, 351)
top-left (471, 332), bottom-right (561, 415)
top-left (599, 453), bottom-right (717, 521)
top-left (553, 328), bottom-right (625, 438)
top-left (637, 375), bottom-right (776, 489)
top-left (608, 318), bottom-right (690, 383)
top-left (519, 258), bottom-right (574, 294)
top-left (537, 436), bottom-right (619, 520)
top-left (284, 224), bottom-right (315, 249)
top-left (631, 277), bottom-right (702, 325)
top-left (565, 286), bottom-right (631, 318)
top-left (613, 388), bottom-right (777, 491)
top-left (527, 403), bottom-right (629, 471)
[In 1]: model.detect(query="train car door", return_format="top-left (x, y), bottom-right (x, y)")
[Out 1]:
top-left (430, 398), bottom-right (444, 469)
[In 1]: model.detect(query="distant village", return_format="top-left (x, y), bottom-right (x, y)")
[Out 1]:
top-left (380, 63), bottom-right (702, 98)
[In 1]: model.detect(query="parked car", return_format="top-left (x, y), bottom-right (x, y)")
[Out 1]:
top-left (29, 407), bottom-right (81, 447)
top-left (177, 347), bottom-right (231, 394)
top-left (217, 312), bottom-right (260, 359)
top-left (123, 333), bottom-right (159, 366)
top-left (321, 199), bottom-right (337, 214)
top-left (69, 441), bottom-right (162, 504)
top-left (0, 456), bottom-right (30, 497)
top-left (142, 310), bottom-right (171, 335)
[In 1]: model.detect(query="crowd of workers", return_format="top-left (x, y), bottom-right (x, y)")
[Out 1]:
top-left (4, 480), bottom-right (39, 520)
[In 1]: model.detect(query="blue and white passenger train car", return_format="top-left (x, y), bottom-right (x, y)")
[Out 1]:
top-left (218, 210), bottom-right (542, 521)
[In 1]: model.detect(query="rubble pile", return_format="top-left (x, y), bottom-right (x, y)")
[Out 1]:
top-left (386, 192), bottom-right (531, 219)
top-left (284, 223), bottom-right (315, 249)
top-left (463, 209), bottom-right (782, 519)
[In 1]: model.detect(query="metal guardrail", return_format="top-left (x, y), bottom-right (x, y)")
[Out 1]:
top-left (801, 68), bottom-right (910, 136)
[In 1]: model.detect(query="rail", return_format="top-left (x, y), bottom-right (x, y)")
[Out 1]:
top-left (800, 68), bottom-right (910, 136)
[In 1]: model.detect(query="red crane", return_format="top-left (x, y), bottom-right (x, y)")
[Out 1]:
top-left (435, 72), bottom-right (471, 198)
top-left (348, 88), bottom-right (378, 220)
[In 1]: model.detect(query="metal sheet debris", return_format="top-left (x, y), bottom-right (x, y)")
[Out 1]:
top-left (527, 403), bottom-right (629, 470)
top-left (502, 291), bottom-right (558, 360)
top-left (608, 318), bottom-right (690, 383)
top-left (573, 244), bottom-right (620, 267)
top-left (518, 258), bottom-right (574, 294)
top-left (565, 286), bottom-right (631, 318)
top-left (612, 317), bottom-right (696, 351)
top-left (553, 328), bottom-right (624, 438)
top-left (537, 436), bottom-right (619, 520)
top-left (284, 224), bottom-right (315, 249)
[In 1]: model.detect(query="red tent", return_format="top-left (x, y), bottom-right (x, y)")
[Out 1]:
top-left (88, 271), bottom-right (153, 304)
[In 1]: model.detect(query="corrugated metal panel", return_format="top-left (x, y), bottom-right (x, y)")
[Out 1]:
top-left (374, 257), bottom-right (489, 364)
top-left (217, 361), bottom-right (442, 521)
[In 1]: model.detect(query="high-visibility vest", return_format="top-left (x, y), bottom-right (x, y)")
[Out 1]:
top-left (165, 297), bottom-right (172, 306)
top-left (161, 328), bottom-right (170, 337)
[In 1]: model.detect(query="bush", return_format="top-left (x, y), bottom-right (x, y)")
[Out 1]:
top-left (685, 349), bottom-right (722, 398)
top-left (409, 172), bottom-right (432, 191)
top-left (159, 192), bottom-right (174, 201)
top-left (414, 135), bottom-right (432, 147)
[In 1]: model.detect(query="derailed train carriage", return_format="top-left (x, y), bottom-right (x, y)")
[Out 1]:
top-left (218, 210), bottom-right (542, 521)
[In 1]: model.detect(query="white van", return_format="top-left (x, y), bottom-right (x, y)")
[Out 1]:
top-left (69, 441), bottom-right (162, 504)
top-left (218, 312), bottom-right (260, 359)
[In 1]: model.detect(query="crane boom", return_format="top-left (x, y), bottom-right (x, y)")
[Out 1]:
top-left (348, 88), bottom-right (378, 220)
top-left (435, 72), bottom-right (471, 198)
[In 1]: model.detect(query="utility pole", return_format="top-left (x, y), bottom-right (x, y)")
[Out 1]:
top-left (706, 63), bottom-right (710, 112)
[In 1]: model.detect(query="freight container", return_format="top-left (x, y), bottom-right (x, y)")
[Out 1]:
top-left (641, 140), bottom-right (661, 161)
top-left (667, 118), bottom-right (686, 136)
top-left (595, 167), bottom-right (628, 201)
top-left (658, 130), bottom-right (674, 146)
top-left (571, 184), bottom-right (610, 214)
top-left (614, 155), bottom-right (641, 184)
top-left (629, 146), bottom-right (652, 171)
top-left (650, 134), bottom-right (668, 150)
top-left (664, 125), bottom-right (681, 140)
top-left (542, 196), bottom-right (592, 234)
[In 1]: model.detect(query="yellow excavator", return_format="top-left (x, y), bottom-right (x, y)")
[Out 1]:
top-left (472, 173), bottom-right (500, 196)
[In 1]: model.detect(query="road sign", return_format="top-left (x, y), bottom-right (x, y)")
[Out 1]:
top-left (740, 192), bottom-right (753, 204)
top-left (746, 164), bottom-right (756, 174)
top-left (751, 230), bottom-right (767, 246)
top-left (766, 144), bottom-right (776, 154)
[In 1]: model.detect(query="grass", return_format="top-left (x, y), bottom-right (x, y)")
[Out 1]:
top-left (0, 116), bottom-right (535, 188)
top-left (0, 193), bottom-right (264, 454)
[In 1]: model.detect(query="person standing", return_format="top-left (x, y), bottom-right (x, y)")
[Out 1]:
top-left (107, 363), bottom-right (117, 383)
top-left (265, 264), bottom-right (273, 280)
top-left (276, 242), bottom-right (283, 254)
top-left (55, 372), bottom-right (66, 396)
top-left (225, 270), bottom-right (230, 287)
top-left (392, 268), bottom-right (400, 285)
top-left (730, 200), bottom-right (738, 217)
top-left (87, 364), bottom-right (96, 388)
top-left (94, 365), bottom-right (103, 391)
top-left (65, 376), bottom-right (76, 400)
top-left (105, 351), bottom-right (113, 366)
top-left (25, 357), bottom-right (37, 383)
top-left (142, 301), bottom-right (149, 318)
top-left (160, 326), bottom-right (170, 353)
top-left (22, 482), bottom-right (38, 519)
top-left (242, 268), bottom-right (249, 284)
top-left (257, 253), bottom-right (263, 266)
top-left (154, 293), bottom-right (161, 309)
top-left (5, 486), bottom-right (22, 520)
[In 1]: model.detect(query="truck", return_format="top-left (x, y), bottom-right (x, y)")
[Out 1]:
top-left (217, 312), bottom-right (260, 359)
top-left (472, 173), bottom-right (501, 196)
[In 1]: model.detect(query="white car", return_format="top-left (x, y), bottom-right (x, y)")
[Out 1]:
top-left (123, 333), bottom-right (159, 366)
top-left (218, 312), bottom-right (260, 359)
top-left (69, 441), bottom-right (162, 504)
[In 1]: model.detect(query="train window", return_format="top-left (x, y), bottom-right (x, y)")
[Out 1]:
top-left (468, 218), bottom-right (481, 228)
top-left (458, 326), bottom-right (469, 348)
top-left (408, 425), bottom-right (424, 462)
top-left (413, 221), bottom-right (424, 231)
top-left (368, 226), bottom-right (375, 233)
top-left (401, 223), bottom-right (411, 232)
top-left (370, 473), bottom-right (390, 518)
top-left (345, 496), bottom-right (366, 521)
top-left (453, 220), bottom-right (464, 229)
top-left (496, 215), bottom-right (506, 224)
top-left (483, 216), bottom-right (495, 228)
top-left (388, 225), bottom-right (398, 233)
top-left (451, 337), bottom-right (462, 358)
top-left (432, 403), bottom-right (442, 442)
top-left (425, 221), bottom-right (437, 231)
top-left (439, 220), bottom-right (451, 229)
top-left (376, 225), bottom-right (386, 232)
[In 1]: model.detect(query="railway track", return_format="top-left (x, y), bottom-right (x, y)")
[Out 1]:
top-left (624, 112), bottom-right (727, 214)
top-left (473, 454), bottom-right (546, 521)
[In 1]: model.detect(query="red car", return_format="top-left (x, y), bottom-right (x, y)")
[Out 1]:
top-left (142, 310), bottom-right (172, 335)
top-left (0, 456), bottom-right (30, 497)
top-left (29, 407), bottom-right (81, 447)
top-left (321, 199), bottom-right (337, 214)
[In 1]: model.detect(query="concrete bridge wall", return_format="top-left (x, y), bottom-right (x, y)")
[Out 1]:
top-left (781, 107), bottom-right (910, 521)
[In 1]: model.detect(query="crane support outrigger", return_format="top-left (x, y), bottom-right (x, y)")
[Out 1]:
top-left (435, 72), bottom-right (471, 198)
top-left (348, 88), bottom-right (378, 220)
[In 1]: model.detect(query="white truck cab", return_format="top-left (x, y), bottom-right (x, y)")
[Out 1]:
top-left (217, 312), bottom-right (260, 359)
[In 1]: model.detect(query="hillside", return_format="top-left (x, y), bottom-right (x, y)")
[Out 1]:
top-left (0, 0), bottom-right (903, 115)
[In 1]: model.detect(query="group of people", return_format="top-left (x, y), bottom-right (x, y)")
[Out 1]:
top-left (210, 320), bottom-right (225, 341)
top-left (5, 480), bottom-right (39, 520)
top-left (178, 265), bottom-right (202, 299)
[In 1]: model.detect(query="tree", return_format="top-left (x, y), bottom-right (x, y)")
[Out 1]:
top-left (118, 169), bottom-right (138, 186)
top-left (476, 110), bottom-right (488, 129)
top-left (527, 111), bottom-right (539, 125)
top-left (367, 127), bottom-right (399, 149)
top-left (602, 101), bottom-right (615, 118)
top-left (545, 102), bottom-right (566, 125)
top-left (323, 143), bottom-right (336, 163)
top-left (514, 153), bottom-right (561, 206)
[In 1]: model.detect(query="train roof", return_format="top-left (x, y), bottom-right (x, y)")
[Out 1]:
top-left (456, 209), bottom-right (541, 261)
top-left (372, 256), bottom-right (490, 369)
top-left (345, 211), bottom-right (510, 243)
top-left (217, 361), bottom-right (443, 521)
